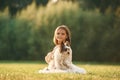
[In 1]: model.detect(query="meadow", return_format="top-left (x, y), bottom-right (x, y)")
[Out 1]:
top-left (0, 61), bottom-right (120, 80)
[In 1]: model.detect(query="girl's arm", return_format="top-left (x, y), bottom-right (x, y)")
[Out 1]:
top-left (54, 46), bottom-right (62, 69)
top-left (45, 51), bottom-right (53, 64)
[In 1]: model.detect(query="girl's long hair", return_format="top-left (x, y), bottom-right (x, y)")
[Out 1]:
top-left (53, 25), bottom-right (71, 52)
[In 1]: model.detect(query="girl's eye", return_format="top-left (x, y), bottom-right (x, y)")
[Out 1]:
top-left (57, 33), bottom-right (60, 35)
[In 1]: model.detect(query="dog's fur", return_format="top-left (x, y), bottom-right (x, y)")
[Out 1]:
top-left (45, 41), bottom-right (72, 70)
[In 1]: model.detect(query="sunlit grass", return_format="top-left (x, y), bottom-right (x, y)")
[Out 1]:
top-left (0, 61), bottom-right (120, 80)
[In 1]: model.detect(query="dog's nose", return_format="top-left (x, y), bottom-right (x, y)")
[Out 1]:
top-left (67, 52), bottom-right (69, 54)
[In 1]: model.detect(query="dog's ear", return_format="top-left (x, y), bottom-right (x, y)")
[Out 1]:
top-left (64, 41), bottom-right (70, 47)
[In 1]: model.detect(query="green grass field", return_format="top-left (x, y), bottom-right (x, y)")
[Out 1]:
top-left (0, 61), bottom-right (120, 80)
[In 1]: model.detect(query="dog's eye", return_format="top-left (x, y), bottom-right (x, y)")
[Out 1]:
top-left (65, 46), bottom-right (70, 50)
top-left (63, 47), bottom-right (67, 51)
top-left (67, 52), bottom-right (69, 54)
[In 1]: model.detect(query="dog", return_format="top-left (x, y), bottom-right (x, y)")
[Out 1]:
top-left (54, 41), bottom-right (72, 70)
top-left (45, 41), bottom-right (72, 70)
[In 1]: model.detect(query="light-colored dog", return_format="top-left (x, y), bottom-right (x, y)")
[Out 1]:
top-left (45, 41), bottom-right (72, 70)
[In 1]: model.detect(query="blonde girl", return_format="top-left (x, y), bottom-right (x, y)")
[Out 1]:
top-left (39, 25), bottom-right (86, 74)
top-left (45, 25), bottom-right (71, 69)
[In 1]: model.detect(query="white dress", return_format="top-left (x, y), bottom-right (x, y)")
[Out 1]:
top-left (38, 45), bottom-right (86, 74)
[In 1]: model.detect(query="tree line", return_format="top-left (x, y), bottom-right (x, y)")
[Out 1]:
top-left (0, 0), bottom-right (120, 62)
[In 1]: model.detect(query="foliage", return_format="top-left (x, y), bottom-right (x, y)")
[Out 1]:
top-left (0, 17), bottom-right (34, 60)
top-left (77, 0), bottom-right (120, 14)
top-left (0, 1), bottom-right (120, 62)
top-left (0, 0), bottom-right (49, 16)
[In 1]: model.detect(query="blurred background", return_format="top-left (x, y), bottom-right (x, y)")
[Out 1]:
top-left (0, 0), bottom-right (120, 62)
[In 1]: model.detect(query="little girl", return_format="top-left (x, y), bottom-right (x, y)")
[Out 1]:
top-left (39, 25), bottom-right (86, 74)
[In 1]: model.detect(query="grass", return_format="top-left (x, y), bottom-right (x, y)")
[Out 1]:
top-left (0, 61), bottom-right (120, 80)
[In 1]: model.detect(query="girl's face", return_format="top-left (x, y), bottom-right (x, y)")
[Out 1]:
top-left (55, 28), bottom-right (67, 44)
